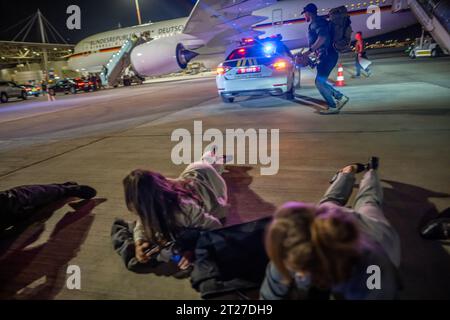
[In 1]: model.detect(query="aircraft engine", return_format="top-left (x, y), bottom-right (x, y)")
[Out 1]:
top-left (131, 37), bottom-right (198, 76)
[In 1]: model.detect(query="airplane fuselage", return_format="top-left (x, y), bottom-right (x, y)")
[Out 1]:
top-left (68, 0), bottom-right (417, 73)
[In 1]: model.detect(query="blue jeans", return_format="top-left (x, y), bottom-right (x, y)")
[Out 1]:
top-left (315, 51), bottom-right (343, 108)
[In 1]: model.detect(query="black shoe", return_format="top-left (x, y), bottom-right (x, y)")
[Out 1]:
top-left (65, 185), bottom-right (97, 199)
top-left (367, 156), bottom-right (379, 170)
top-left (421, 218), bottom-right (450, 240)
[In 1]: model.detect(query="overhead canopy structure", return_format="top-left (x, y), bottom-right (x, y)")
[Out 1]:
top-left (0, 9), bottom-right (74, 69)
top-left (0, 41), bottom-right (74, 68)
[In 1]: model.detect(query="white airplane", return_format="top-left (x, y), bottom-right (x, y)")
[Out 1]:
top-left (68, 0), bottom-right (417, 76)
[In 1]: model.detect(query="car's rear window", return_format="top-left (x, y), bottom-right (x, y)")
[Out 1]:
top-left (227, 43), bottom-right (291, 60)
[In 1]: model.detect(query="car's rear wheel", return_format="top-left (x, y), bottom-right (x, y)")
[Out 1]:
top-left (21, 91), bottom-right (27, 100)
top-left (221, 95), bottom-right (234, 103)
top-left (282, 80), bottom-right (295, 101)
top-left (70, 87), bottom-right (77, 94)
top-left (1, 92), bottom-right (8, 103)
top-left (293, 68), bottom-right (301, 89)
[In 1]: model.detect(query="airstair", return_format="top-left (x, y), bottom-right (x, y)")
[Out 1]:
top-left (393, 0), bottom-right (450, 54)
top-left (100, 36), bottom-right (147, 87)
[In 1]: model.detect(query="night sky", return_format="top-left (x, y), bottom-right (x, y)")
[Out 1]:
top-left (0, 0), bottom-right (196, 44)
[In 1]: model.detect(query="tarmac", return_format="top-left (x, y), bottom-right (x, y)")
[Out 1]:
top-left (0, 53), bottom-right (449, 299)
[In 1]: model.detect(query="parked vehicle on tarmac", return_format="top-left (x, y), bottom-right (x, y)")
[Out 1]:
top-left (73, 78), bottom-right (95, 92)
top-left (0, 81), bottom-right (27, 103)
top-left (48, 79), bottom-right (78, 94)
top-left (20, 84), bottom-right (42, 97)
top-left (407, 36), bottom-right (444, 58)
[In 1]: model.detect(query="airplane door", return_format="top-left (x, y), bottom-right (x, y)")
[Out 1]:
top-left (272, 9), bottom-right (283, 27)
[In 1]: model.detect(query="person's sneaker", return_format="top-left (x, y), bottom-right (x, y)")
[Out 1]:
top-left (351, 75), bottom-right (361, 78)
top-left (364, 70), bottom-right (372, 77)
top-left (320, 108), bottom-right (340, 115)
top-left (65, 185), bottom-right (97, 199)
top-left (335, 95), bottom-right (350, 111)
top-left (202, 145), bottom-right (233, 165)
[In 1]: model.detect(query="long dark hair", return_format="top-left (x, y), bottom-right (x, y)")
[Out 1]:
top-left (123, 169), bottom-right (199, 244)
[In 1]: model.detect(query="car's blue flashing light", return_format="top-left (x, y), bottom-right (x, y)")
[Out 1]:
top-left (263, 43), bottom-right (276, 55)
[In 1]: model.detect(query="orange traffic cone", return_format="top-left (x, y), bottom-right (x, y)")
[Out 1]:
top-left (335, 63), bottom-right (345, 87)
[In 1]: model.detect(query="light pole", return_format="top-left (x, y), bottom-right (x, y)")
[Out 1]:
top-left (135, 0), bottom-right (142, 25)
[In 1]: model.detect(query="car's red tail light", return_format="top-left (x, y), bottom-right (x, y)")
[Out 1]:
top-left (216, 66), bottom-right (230, 75)
top-left (272, 60), bottom-right (287, 71)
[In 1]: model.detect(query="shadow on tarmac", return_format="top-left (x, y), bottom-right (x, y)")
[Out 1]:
top-left (0, 198), bottom-right (105, 300)
top-left (381, 180), bottom-right (450, 299)
top-left (222, 166), bottom-right (276, 225)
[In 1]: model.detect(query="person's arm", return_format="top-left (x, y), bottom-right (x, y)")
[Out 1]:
top-left (182, 200), bottom-right (223, 230)
top-left (133, 217), bottom-right (149, 243)
top-left (310, 36), bottom-right (327, 53)
top-left (133, 218), bottom-right (160, 263)
top-left (304, 36), bottom-right (327, 56)
top-left (260, 263), bottom-right (293, 300)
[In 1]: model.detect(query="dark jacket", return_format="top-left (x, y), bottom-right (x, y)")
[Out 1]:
top-left (190, 217), bottom-right (271, 299)
top-left (112, 217), bottom-right (272, 298)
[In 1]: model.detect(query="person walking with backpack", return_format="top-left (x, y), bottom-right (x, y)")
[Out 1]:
top-left (300, 3), bottom-right (350, 115)
top-left (352, 31), bottom-right (372, 78)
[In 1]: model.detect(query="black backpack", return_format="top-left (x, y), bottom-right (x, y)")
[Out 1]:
top-left (329, 6), bottom-right (353, 53)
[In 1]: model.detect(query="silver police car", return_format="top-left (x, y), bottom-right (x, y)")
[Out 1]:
top-left (216, 35), bottom-right (296, 103)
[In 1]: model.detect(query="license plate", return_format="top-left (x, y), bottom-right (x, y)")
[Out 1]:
top-left (237, 66), bottom-right (261, 74)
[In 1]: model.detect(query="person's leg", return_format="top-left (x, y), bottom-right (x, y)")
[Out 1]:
top-left (1, 183), bottom-right (96, 229)
top-left (353, 170), bottom-right (401, 266)
top-left (330, 84), bottom-right (343, 100)
top-left (315, 67), bottom-right (337, 109)
top-left (319, 172), bottom-right (355, 206)
top-left (353, 170), bottom-right (384, 220)
top-left (355, 55), bottom-right (362, 77)
top-left (316, 54), bottom-right (345, 111)
top-left (327, 53), bottom-right (344, 100)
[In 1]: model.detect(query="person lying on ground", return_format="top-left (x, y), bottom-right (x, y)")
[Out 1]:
top-left (260, 157), bottom-right (402, 300)
top-left (0, 182), bottom-right (97, 236)
top-left (123, 148), bottom-right (230, 270)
